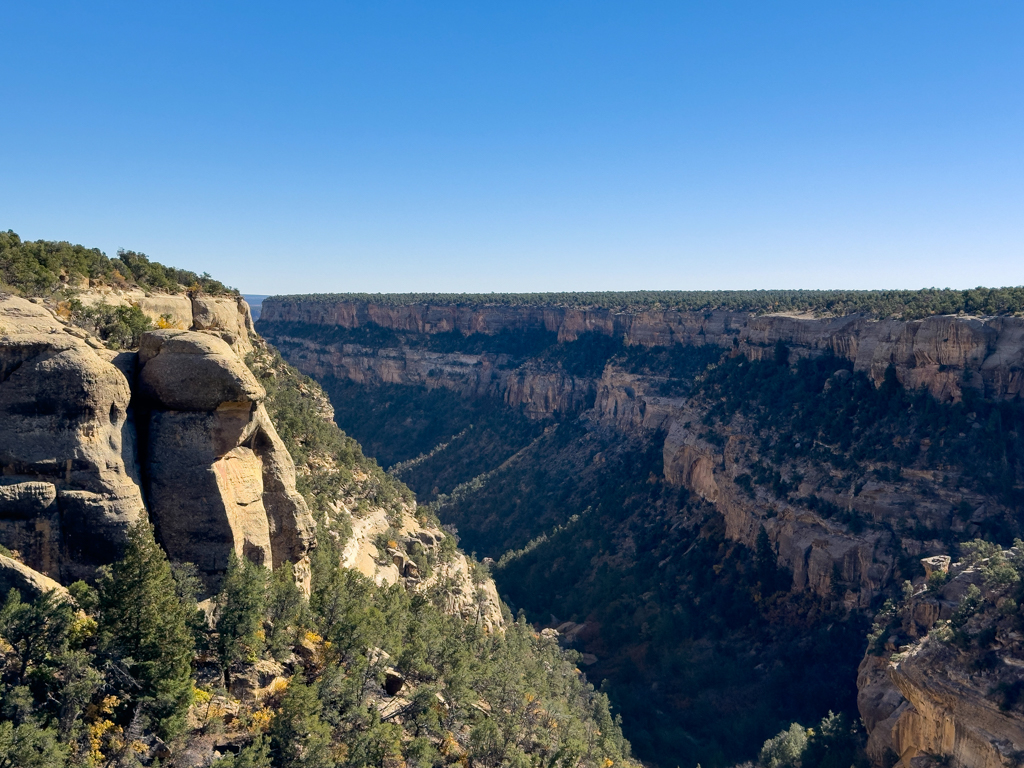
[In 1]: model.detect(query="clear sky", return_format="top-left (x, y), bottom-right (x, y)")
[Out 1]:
top-left (2, 2), bottom-right (1022, 294)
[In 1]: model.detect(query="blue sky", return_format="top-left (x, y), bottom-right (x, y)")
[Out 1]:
top-left (2, 2), bottom-right (1022, 294)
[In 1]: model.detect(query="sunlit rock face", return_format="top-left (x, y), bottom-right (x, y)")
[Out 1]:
top-left (0, 294), bottom-right (314, 594)
top-left (138, 330), bottom-right (315, 593)
top-left (261, 298), bottom-right (1024, 402)
top-left (0, 295), bottom-right (146, 582)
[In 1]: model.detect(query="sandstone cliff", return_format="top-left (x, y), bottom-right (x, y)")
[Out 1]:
top-left (261, 299), bottom-right (1024, 402)
top-left (76, 286), bottom-right (255, 356)
top-left (0, 291), bottom-right (311, 592)
top-left (0, 295), bottom-right (147, 582)
top-left (1, 288), bottom-right (508, 629)
top-left (138, 330), bottom-right (315, 591)
top-left (859, 549), bottom-right (1024, 767)
top-left (259, 301), bottom-right (1022, 609)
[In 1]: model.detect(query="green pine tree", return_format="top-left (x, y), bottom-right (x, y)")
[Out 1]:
top-left (270, 672), bottom-right (335, 768)
top-left (216, 552), bottom-right (269, 675)
top-left (97, 521), bottom-right (195, 739)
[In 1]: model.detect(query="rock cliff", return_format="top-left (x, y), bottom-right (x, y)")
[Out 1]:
top-left (259, 301), bottom-right (1024, 609)
top-left (261, 299), bottom-right (1024, 402)
top-left (77, 287), bottom-right (255, 356)
top-left (1, 288), bottom-right (507, 628)
top-left (0, 295), bottom-right (147, 582)
top-left (138, 330), bottom-right (315, 590)
top-left (858, 548), bottom-right (1024, 767)
top-left (0, 291), bottom-right (312, 592)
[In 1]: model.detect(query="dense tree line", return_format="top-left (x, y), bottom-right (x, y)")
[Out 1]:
top-left (0, 521), bottom-right (633, 768)
top-left (0, 230), bottom-right (234, 297)
top-left (267, 286), bottom-right (1024, 319)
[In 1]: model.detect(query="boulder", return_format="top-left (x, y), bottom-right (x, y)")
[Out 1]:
top-left (139, 330), bottom-right (264, 411)
top-left (191, 296), bottom-right (254, 356)
top-left (921, 555), bottom-right (951, 580)
top-left (0, 554), bottom-right (70, 601)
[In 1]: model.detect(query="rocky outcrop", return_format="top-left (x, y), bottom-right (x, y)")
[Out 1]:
top-left (0, 292), bottom-right (312, 593)
top-left (189, 295), bottom-right (255, 356)
top-left (138, 330), bottom-right (314, 592)
top-left (75, 288), bottom-right (255, 356)
top-left (261, 300), bottom-right (1024, 402)
top-left (662, 424), bottom-right (719, 503)
top-left (858, 551), bottom-right (1024, 767)
top-left (0, 295), bottom-right (147, 582)
top-left (337, 504), bottom-right (504, 631)
top-left (0, 553), bottom-right (71, 601)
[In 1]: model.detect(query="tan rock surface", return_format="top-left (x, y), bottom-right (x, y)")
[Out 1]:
top-left (0, 292), bottom-right (307, 596)
top-left (138, 331), bottom-right (314, 592)
top-left (191, 295), bottom-right (255, 356)
top-left (0, 295), bottom-right (147, 581)
top-left (261, 299), bottom-right (1024, 402)
top-left (338, 504), bottom-right (503, 631)
top-left (0, 554), bottom-right (70, 601)
top-left (139, 330), bottom-right (264, 411)
top-left (888, 638), bottom-right (1024, 768)
top-left (138, 294), bottom-right (193, 328)
top-left (858, 552), bottom-right (1024, 767)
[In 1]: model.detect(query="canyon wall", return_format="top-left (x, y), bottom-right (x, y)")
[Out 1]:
top-left (261, 299), bottom-right (1024, 402)
top-left (259, 300), bottom-right (1024, 609)
top-left (858, 551), bottom-right (1024, 768)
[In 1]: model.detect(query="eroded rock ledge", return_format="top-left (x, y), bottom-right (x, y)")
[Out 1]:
top-left (261, 299), bottom-right (1024, 402)
top-left (859, 550), bottom-right (1024, 767)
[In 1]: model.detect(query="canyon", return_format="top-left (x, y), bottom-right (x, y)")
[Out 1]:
top-left (259, 298), bottom-right (1024, 604)
top-left (259, 295), bottom-right (1024, 767)
top-left (3, 271), bottom-right (1023, 767)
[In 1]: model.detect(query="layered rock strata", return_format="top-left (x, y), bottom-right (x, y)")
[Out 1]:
top-left (269, 337), bottom-right (594, 419)
top-left (261, 303), bottom-right (1012, 607)
top-left (261, 299), bottom-right (1024, 402)
top-left (588, 368), bottom-right (905, 606)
